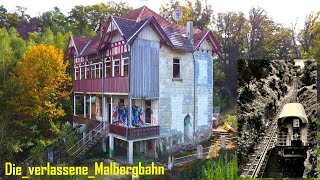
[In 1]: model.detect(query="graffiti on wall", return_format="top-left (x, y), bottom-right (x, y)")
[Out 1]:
top-left (132, 106), bottom-right (145, 127)
top-left (184, 114), bottom-right (192, 144)
top-left (112, 105), bottom-right (146, 127)
top-left (112, 106), bottom-right (129, 125)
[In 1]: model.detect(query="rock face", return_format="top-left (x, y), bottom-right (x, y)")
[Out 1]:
top-left (237, 60), bottom-right (294, 168)
top-left (297, 60), bottom-right (317, 178)
top-left (237, 60), bottom-right (317, 178)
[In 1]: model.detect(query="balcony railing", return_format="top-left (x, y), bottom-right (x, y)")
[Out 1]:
top-left (74, 76), bottom-right (128, 93)
top-left (109, 124), bottom-right (160, 140)
top-left (73, 115), bottom-right (101, 128)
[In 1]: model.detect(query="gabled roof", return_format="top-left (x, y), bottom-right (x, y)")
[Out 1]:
top-left (112, 16), bottom-right (149, 41)
top-left (121, 5), bottom-right (171, 28)
top-left (65, 6), bottom-right (223, 57)
top-left (193, 31), bottom-right (223, 57)
top-left (163, 25), bottom-right (194, 52)
top-left (72, 36), bottom-right (91, 55)
top-left (64, 36), bottom-right (90, 59)
top-left (80, 35), bottom-right (101, 56)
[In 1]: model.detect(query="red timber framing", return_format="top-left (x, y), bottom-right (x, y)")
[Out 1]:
top-left (73, 40), bottom-right (130, 93)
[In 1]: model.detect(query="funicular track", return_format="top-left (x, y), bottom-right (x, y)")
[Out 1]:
top-left (240, 78), bottom-right (297, 178)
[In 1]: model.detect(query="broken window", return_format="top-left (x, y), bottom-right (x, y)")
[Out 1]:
top-left (145, 100), bottom-right (152, 123)
top-left (173, 58), bottom-right (180, 78)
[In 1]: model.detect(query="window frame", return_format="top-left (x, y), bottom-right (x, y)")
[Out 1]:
top-left (121, 53), bottom-right (129, 76)
top-left (173, 58), bottom-right (181, 79)
top-left (145, 100), bottom-right (152, 124)
top-left (112, 55), bottom-right (120, 77)
top-left (105, 57), bottom-right (111, 78)
top-left (74, 67), bottom-right (79, 80)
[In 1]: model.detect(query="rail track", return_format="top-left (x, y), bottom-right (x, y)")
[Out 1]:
top-left (240, 78), bottom-right (297, 178)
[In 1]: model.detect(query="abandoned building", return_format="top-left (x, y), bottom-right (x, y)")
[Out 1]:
top-left (64, 6), bottom-right (222, 164)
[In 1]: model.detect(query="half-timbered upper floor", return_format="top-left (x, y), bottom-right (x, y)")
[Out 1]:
top-left (64, 6), bottom-right (222, 95)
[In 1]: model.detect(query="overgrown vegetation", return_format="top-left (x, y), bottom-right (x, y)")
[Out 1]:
top-left (178, 150), bottom-right (237, 180)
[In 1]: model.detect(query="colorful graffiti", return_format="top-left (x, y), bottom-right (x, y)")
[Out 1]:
top-left (112, 106), bottom-right (129, 125)
top-left (112, 105), bottom-right (146, 127)
top-left (132, 106), bottom-right (145, 127)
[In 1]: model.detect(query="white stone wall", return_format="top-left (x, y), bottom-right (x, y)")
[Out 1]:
top-left (158, 46), bottom-right (195, 145)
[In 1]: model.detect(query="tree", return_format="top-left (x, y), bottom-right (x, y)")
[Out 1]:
top-left (69, 2), bottom-right (132, 36)
top-left (160, 0), bottom-right (214, 30)
top-left (248, 7), bottom-right (278, 60)
top-left (0, 5), bottom-right (8, 28)
top-left (299, 13), bottom-right (319, 58)
top-left (0, 27), bottom-right (14, 83)
top-left (309, 12), bottom-right (320, 61)
top-left (214, 11), bottom-right (250, 108)
top-left (8, 27), bottom-right (26, 60)
top-left (9, 45), bottom-right (71, 120)
top-left (41, 7), bottom-right (70, 34)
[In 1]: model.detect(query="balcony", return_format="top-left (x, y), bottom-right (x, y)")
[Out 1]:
top-left (73, 115), bottom-right (101, 128)
top-left (109, 124), bottom-right (160, 140)
top-left (74, 76), bottom-right (128, 93)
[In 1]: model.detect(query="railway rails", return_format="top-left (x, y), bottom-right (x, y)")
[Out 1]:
top-left (240, 78), bottom-right (297, 178)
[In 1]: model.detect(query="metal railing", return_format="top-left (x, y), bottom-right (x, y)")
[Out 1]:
top-left (67, 122), bottom-right (109, 157)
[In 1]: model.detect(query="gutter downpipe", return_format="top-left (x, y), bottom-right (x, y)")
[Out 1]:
top-left (100, 52), bottom-right (105, 130)
top-left (192, 53), bottom-right (196, 144)
top-left (126, 43), bottom-right (131, 140)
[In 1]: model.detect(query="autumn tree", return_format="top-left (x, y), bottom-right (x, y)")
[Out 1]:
top-left (9, 45), bottom-right (71, 120)
top-left (160, 0), bottom-right (214, 30)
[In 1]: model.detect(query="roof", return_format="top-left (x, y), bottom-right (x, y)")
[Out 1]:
top-left (120, 5), bottom-right (171, 28)
top-left (80, 35), bottom-right (101, 55)
top-left (278, 103), bottom-right (308, 124)
top-left (163, 25), bottom-right (193, 51)
top-left (72, 36), bottom-right (91, 55)
top-left (112, 16), bottom-right (149, 41)
top-left (65, 6), bottom-right (222, 57)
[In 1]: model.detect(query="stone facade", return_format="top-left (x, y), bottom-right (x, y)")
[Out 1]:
top-left (157, 46), bottom-right (213, 153)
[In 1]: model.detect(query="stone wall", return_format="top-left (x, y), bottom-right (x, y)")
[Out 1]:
top-left (194, 51), bottom-right (213, 143)
top-left (158, 46), bottom-right (195, 148)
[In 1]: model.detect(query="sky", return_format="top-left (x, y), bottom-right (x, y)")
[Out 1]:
top-left (1, 0), bottom-right (320, 31)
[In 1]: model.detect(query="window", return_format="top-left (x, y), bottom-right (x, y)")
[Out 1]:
top-left (145, 100), bottom-right (152, 123)
top-left (105, 57), bottom-right (111, 77)
top-left (121, 53), bottom-right (129, 76)
top-left (75, 68), bottom-right (79, 80)
top-left (96, 63), bottom-right (102, 78)
top-left (173, 58), bottom-right (180, 78)
top-left (85, 66), bottom-right (90, 79)
top-left (91, 64), bottom-right (96, 78)
top-left (80, 66), bottom-right (85, 80)
top-left (119, 99), bottom-right (124, 107)
top-left (112, 55), bottom-right (120, 77)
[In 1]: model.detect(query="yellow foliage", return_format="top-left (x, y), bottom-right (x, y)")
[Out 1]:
top-left (11, 44), bottom-right (71, 120)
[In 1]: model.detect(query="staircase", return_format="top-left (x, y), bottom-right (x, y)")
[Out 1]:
top-left (67, 122), bottom-right (109, 158)
top-left (212, 130), bottom-right (231, 146)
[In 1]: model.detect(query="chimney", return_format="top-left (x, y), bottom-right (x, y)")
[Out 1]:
top-left (186, 20), bottom-right (193, 45)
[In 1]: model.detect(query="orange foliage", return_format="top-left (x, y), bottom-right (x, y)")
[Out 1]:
top-left (11, 44), bottom-right (71, 120)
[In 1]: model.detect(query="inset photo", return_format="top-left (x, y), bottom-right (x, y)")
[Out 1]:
top-left (237, 60), bottom-right (317, 178)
